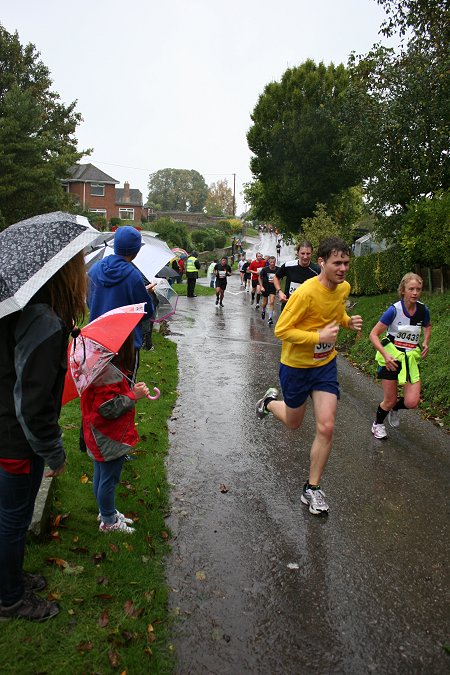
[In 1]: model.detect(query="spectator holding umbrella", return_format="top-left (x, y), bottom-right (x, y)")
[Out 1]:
top-left (88, 226), bottom-right (154, 380)
top-left (0, 212), bottom-right (104, 622)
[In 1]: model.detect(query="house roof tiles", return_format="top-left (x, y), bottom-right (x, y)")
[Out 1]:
top-left (66, 163), bottom-right (119, 184)
top-left (116, 188), bottom-right (143, 206)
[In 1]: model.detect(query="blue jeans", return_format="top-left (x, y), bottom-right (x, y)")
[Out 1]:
top-left (0, 456), bottom-right (44, 605)
top-left (93, 457), bottom-right (125, 525)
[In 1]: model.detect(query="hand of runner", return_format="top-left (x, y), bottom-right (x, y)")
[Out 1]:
top-left (383, 354), bottom-right (399, 371)
top-left (349, 315), bottom-right (363, 331)
top-left (319, 321), bottom-right (340, 343)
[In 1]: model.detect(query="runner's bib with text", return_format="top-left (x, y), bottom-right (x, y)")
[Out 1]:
top-left (314, 342), bottom-right (334, 360)
top-left (393, 325), bottom-right (421, 351)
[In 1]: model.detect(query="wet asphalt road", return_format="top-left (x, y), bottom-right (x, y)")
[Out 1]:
top-left (165, 234), bottom-right (450, 675)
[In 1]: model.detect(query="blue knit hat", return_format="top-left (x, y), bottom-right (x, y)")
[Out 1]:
top-left (114, 226), bottom-right (142, 256)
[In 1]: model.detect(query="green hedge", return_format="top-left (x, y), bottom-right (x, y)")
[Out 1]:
top-left (203, 236), bottom-right (216, 251)
top-left (348, 247), bottom-right (409, 296)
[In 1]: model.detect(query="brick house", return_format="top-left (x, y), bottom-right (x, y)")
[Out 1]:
top-left (62, 163), bottom-right (150, 223)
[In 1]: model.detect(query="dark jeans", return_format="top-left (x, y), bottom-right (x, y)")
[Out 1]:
top-left (93, 456), bottom-right (125, 525)
top-left (0, 455), bottom-right (44, 605)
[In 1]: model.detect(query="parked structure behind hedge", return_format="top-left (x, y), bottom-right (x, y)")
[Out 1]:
top-left (348, 247), bottom-right (449, 295)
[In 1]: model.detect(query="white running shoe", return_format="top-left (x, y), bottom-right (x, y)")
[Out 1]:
top-left (371, 421), bottom-right (387, 439)
top-left (255, 387), bottom-right (279, 419)
top-left (97, 509), bottom-right (134, 525)
top-left (387, 410), bottom-right (400, 428)
top-left (301, 485), bottom-right (329, 515)
top-left (99, 518), bottom-right (135, 533)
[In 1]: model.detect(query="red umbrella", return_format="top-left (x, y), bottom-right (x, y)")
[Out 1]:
top-left (62, 304), bottom-right (160, 405)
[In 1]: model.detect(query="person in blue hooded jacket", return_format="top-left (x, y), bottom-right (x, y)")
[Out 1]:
top-left (88, 226), bottom-right (154, 377)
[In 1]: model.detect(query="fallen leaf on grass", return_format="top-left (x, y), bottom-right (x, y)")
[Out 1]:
top-left (47, 592), bottom-right (62, 601)
top-left (46, 557), bottom-right (68, 569)
top-left (63, 564), bottom-right (84, 575)
top-left (80, 473), bottom-right (89, 484)
top-left (107, 650), bottom-right (120, 668)
top-left (51, 513), bottom-right (70, 528)
top-left (76, 641), bottom-right (93, 653)
top-left (72, 598), bottom-right (84, 605)
top-left (97, 576), bottom-right (109, 586)
top-left (123, 600), bottom-right (144, 618)
top-left (95, 593), bottom-right (114, 601)
top-left (195, 571), bottom-right (206, 581)
top-left (144, 590), bottom-right (155, 602)
top-left (109, 543), bottom-right (119, 553)
top-left (122, 542), bottom-right (134, 552)
top-left (144, 647), bottom-right (153, 656)
top-left (92, 552), bottom-right (106, 565)
top-left (50, 531), bottom-right (61, 540)
top-left (161, 531), bottom-right (169, 541)
top-left (98, 611), bottom-right (109, 627)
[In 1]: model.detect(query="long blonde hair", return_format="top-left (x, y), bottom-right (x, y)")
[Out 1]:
top-left (46, 251), bottom-right (87, 329)
top-left (397, 273), bottom-right (423, 297)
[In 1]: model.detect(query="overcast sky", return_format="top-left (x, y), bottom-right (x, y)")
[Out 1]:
top-left (1, 0), bottom-right (391, 214)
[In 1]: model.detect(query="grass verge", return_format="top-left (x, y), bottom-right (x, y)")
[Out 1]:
top-left (337, 291), bottom-right (450, 429)
top-left (172, 282), bottom-right (215, 297)
top-left (1, 330), bottom-right (178, 674)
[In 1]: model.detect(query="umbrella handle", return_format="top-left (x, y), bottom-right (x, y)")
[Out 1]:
top-left (146, 387), bottom-right (160, 401)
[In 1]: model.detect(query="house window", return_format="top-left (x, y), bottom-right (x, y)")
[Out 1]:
top-left (89, 208), bottom-right (107, 216)
top-left (119, 208), bottom-right (135, 220)
top-left (61, 182), bottom-right (69, 193)
top-left (90, 183), bottom-right (105, 196)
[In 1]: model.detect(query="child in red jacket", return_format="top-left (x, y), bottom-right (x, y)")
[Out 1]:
top-left (81, 337), bottom-right (149, 533)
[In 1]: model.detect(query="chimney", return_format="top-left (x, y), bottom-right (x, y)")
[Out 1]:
top-left (123, 181), bottom-right (130, 203)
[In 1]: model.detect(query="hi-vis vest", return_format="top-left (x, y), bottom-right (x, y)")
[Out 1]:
top-left (186, 256), bottom-right (198, 273)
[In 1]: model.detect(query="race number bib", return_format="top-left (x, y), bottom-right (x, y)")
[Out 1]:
top-left (289, 282), bottom-right (301, 294)
top-left (314, 342), bottom-right (334, 360)
top-left (218, 270), bottom-right (227, 278)
top-left (394, 325), bottom-right (421, 351)
top-left (267, 272), bottom-right (276, 283)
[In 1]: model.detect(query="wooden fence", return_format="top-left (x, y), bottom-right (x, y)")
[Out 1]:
top-left (415, 265), bottom-right (449, 293)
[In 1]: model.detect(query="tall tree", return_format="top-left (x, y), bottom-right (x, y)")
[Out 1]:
top-left (147, 168), bottom-right (208, 212)
top-left (242, 179), bottom-right (276, 224)
top-left (205, 179), bottom-right (234, 216)
top-left (341, 1), bottom-right (449, 227)
top-left (376, 0), bottom-right (449, 49)
top-left (300, 204), bottom-right (342, 252)
top-left (0, 26), bottom-right (85, 228)
top-left (247, 60), bottom-right (360, 232)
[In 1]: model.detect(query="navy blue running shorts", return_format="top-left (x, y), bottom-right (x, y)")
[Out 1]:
top-left (279, 357), bottom-right (340, 408)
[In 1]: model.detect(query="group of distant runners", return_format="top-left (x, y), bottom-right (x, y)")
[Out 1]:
top-left (211, 237), bottom-right (432, 518)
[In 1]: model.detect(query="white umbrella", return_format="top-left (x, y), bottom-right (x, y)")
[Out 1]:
top-left (151, 279), bottom-right (178, 323)
top-left (85, 231), bottom-right (174, 281)
top-left (0, 212), bottom-right (109, 319)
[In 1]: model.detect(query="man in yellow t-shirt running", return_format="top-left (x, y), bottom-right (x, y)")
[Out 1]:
top-left (256, 237), bottom-right (363, 516)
